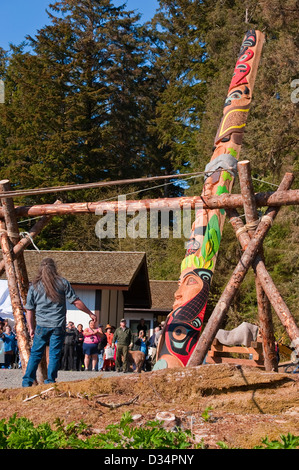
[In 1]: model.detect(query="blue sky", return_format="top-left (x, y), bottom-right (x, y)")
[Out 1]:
top-left (0, 0), bottom-right (160, 51)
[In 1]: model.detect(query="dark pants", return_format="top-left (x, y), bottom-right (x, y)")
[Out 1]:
top-left (76, 344), bottom-right (84, 370)
top-left (62, 343), bottom-right (75, 370)
top-left (4, 352), bottom-right (15, 368)
top-left (115, 344), bottom-right (129, 371)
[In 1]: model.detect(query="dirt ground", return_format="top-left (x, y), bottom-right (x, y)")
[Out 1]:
top-left (0, 363), bottom-right (298, 449)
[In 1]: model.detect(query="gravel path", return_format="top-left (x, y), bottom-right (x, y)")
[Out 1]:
top-left (0, 369), bottom-right (129, 389)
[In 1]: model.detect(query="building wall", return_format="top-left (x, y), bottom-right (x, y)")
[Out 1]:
top-left (100, 289), bottom-right (124, 329)
top-left (66, 287), bottom-right (125, 330)
top-left (66, 288), bottom-right (96, 329)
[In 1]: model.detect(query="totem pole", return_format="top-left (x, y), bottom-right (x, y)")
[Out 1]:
top-left (154, 30), bottom-right (265, 370)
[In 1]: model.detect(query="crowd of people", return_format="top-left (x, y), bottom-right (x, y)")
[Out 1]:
top-left (59, 317), bottom-right (165, 373)
top-left (0, 314), bottom-right (165, 374)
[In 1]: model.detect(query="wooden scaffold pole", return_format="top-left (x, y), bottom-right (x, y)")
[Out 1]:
top-left (0, 194), bottom-right (61, 378)
top-left (0, 180), bottom-right (29, 305)
top-left (0, 189), bottom-right (298, 219)
top-left (0, 180), bottom-right (31, 371)
top-left (0, 231), bottom-right (31, 371)
top-left (237, 160), bottom-right (277, 371)
top-left (0, 200), bottom-right (62, 276)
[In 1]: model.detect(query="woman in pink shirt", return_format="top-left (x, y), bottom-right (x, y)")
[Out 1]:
top-left (83, 320), bottom-right (102, 371)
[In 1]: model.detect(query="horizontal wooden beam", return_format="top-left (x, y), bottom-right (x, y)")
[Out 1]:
top-left (0, 186), bottom-right (298, 218)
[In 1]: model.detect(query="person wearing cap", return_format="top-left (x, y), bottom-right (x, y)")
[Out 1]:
top-left (112, 319), bottom-right (132, 373)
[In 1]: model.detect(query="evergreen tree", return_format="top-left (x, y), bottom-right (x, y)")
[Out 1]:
top-left (0, 0), bottom-right (169, 189)
top-left (150, 0), bottom-right (211, 171)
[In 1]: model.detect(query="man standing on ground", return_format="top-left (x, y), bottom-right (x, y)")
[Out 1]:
top-left (22, 258), bottom-right (97, 387)
top-left (112, 319), bottom-right (132, 373)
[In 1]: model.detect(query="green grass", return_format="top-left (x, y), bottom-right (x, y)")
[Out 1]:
top-left (0, 413), bottom-right (298, 449)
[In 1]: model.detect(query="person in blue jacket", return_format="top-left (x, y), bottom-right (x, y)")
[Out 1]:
top-left (2, 325), bottom-right (16, 368)
top-left (134, 329), bottom-right (148, 371)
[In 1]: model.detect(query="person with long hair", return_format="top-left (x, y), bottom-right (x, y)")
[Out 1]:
top-left (22, 258), bottom-right (97, 387)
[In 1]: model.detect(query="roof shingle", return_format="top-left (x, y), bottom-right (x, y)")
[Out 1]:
top-left (0, 250), bottom-right (147, 288)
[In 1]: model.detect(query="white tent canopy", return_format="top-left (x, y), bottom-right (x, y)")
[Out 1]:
top-left (0, 280), bottom-right (15, 325)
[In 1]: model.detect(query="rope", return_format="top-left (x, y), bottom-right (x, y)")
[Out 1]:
top-left (235, 219), bottom-right (260, 238)
top-left (252, 177), bottom-right (279, 188)
top-left (20, 232), bottom-right (40, 252)
top-left (261, 215), bottom-right (274, 226)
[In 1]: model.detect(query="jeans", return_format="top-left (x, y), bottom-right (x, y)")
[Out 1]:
top-left (97, 351), bottom-right (104, 371)
top-left (22, 325), bottom-right (65, 387)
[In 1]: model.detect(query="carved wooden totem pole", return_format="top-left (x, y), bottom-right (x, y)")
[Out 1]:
top-left (154, 30), bottom-right (265, 370)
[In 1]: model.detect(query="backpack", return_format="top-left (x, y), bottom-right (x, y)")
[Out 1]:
top-left (97, 334), bottom-right (108, 352)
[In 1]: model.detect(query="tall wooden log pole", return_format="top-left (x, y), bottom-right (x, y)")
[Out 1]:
top-left (0, 231), bottom-right (31, 371)
top-left (238, 160), bottom-right (277, 371)
top-left (0, 180), bottom-right (29, 306)
top-left (187, 173), bottom-right (295, 366)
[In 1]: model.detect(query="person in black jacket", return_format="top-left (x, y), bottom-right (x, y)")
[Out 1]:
top-left (76, 324), bottom-right (85, 371)
top-left (62, 322), bottom-right (78, 371)
top-left (97, 325), bottom-right (107, 371)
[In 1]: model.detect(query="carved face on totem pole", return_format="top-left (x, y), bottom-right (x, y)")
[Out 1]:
top-left (155, 269), bottom-right (212, 369)
top-left (154, 29), bottom-right (264, 370)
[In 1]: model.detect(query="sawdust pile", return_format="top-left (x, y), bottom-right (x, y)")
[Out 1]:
top-left (0, 364), bottom-right (298, 449)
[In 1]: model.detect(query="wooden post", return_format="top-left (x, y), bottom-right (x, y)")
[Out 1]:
top-left (0, 231), bottom-right (31, 371)
top-left (0, 180), bottom-right (29, 306)
top-left (228, 209), bottom-right (299, 356)
top-left (187, 173), bottom-right (294, 366)
top-left (238, 160), bottom-right (277, 371)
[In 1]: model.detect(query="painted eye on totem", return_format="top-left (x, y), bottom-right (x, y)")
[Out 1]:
top-left (186, 277), bottom-right (199, 286)
top-left (192, 318), bottom-right (202, 329)
top-left (172, 325), bottom-right (188, 342)
top-left (200, 273), bottom-right (211, 283)
top-left (193, 268), bottom-right (212, 284)
top-left (229, 92), bottom-right (242, 100)
top-left (239, 53), bottom-right (248, 62)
